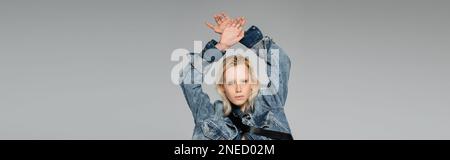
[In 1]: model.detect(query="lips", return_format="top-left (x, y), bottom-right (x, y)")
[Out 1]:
top-left (234, 95), bottom-right (245, 100)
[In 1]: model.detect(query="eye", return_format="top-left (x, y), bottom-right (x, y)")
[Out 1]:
top-left (240, 79), bottom-right (248, 84)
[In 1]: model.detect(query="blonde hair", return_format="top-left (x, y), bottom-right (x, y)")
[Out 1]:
top-left (216, 55), bottom-right (260, 116)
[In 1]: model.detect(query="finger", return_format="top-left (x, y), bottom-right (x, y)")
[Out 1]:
top-left (234, 19), bottom-right (239, 27)
top-left (238, 30), bottom-right (245, 39)
top-left (236, 17), bottom-right (243, 27)
top-left (227, 20), bottom-right (233, 27)
top-left (222, 12), bottom-right (229, 20)
top-left (222, 16), bottom-right (230, 22)
top-left (219, 12), bottom-right (225, 19)
top-left (218, 16), bottom-right (223, 24)
top-left (237, 19), bottom-right (243, 28)
top-left (240, 17), bottom-right (246, 26)
top-left (227, 20), bottom-right (234, 26)
top-left (225, 21), bottom-right (233, 27)
top-left (206, 22), bottom-right (215, 29)
top-left (214, 15), bottom-right (220, 24)
top-left (234, 21), bottom-right (239, 28)
top-left (231, 20), bottom-right (237, 27)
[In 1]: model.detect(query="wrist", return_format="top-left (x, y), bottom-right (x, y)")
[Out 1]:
top-left (240, 25), bottom-right (263, 48)
top-left (215, 42), bottom-right (230, 51)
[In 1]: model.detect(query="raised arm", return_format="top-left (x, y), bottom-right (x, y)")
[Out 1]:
top-left (204, 13), bottom-right (291, 108)
top-left (180, 19), bottom-right (246, 123)
top-left (240, 26), bottom-right (291, 108)
top-left (179, 48), bottom-right (216, 124)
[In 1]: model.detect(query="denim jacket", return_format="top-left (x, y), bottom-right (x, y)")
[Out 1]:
top-left (179, 26), bottom-right (292, 140)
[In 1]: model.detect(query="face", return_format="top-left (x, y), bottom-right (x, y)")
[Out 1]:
top-left (222, 64), bottom-right (252, 107)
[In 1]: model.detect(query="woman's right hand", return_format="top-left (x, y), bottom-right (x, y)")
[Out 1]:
top-left (206, 12), bottom-right (246, 34)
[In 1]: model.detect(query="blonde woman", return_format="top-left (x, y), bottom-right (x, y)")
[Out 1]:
top-left (180, 14), bottom-right (293, 140)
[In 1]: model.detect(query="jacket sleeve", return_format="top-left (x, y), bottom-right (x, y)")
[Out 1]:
top-left (179, 40), bottom-right (225, 123)
top-left (240, 26), bottom-right (291, 108)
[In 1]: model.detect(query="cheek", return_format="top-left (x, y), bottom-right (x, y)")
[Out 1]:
top-left (223, 86), bottom-right (234, 95)
top-left (242, 85), bottom-right (252, 95)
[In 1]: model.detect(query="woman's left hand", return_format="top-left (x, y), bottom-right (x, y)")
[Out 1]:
top-left (215, 20), bottom-right (245, 51)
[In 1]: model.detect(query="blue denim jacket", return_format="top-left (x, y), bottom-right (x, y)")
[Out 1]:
top-left (179, 26), bottom-right (292, 140)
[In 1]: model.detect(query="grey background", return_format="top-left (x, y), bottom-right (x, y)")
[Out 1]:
top-left (0, 0), bottom-right (449, 139)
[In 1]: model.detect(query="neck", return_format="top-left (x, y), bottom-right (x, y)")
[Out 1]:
top-left (231, 103), bottom-right (247, 113)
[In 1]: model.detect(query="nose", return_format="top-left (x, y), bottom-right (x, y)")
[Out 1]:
top-left (235, 84), bottom-right (242, 93)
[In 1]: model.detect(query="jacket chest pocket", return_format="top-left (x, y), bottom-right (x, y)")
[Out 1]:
top-left (262, 111), bottom-right (289, 132)
top-left (201, 119), bottom-right (238, 140)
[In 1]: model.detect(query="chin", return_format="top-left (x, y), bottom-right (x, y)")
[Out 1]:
top-left (231, 100), bottom-right (246, 106)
